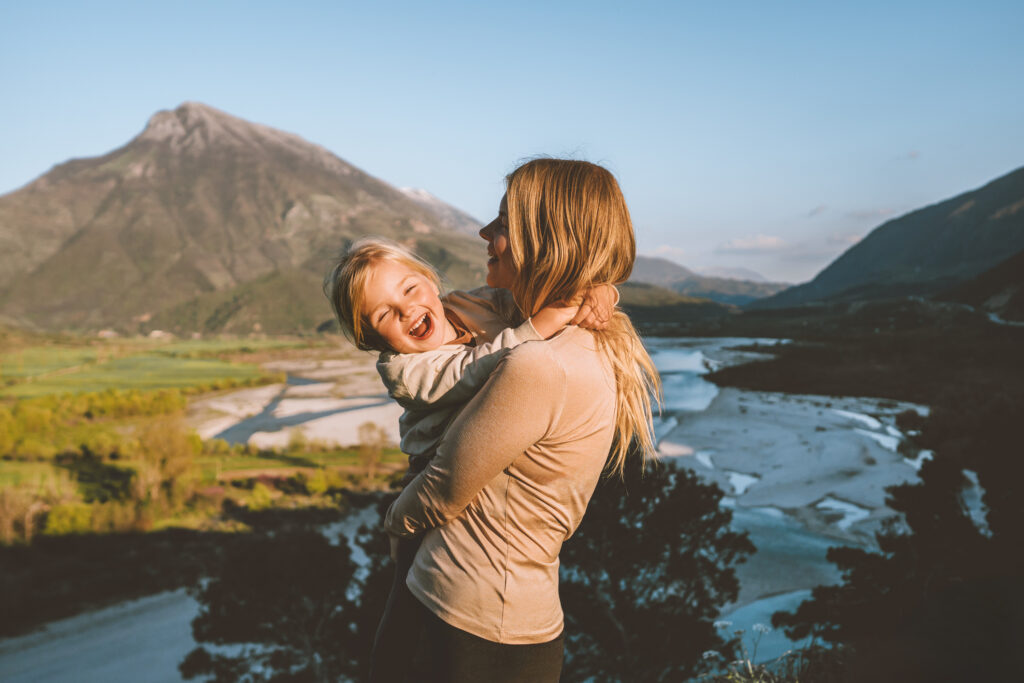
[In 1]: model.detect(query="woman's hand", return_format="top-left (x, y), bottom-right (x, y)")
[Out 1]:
top-left (572, 284), bottom-right (619, 330)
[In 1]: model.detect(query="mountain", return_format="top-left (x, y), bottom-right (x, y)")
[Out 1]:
top-left (671, 275), bottom-right (788, 306)
top-left (631, 255), bottom-right (697, 286)
top-left (630, 255), bottom-right (788, 306)
top-left (0, 102), bottom-right (487, 333)
top-left (754, 165), bottom-right (1024, 309)
top-left (399, 188), bottom-right (483, 236)
top-left (938, 248), bottom-right (1024, 323)
top-left (699, 266), bottom-right (767, 283)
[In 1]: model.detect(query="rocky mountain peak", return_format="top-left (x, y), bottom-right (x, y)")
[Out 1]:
top-left (139, 101), bottom-right (234, 146)
top-left (135, 102), bottom-right (354, 176)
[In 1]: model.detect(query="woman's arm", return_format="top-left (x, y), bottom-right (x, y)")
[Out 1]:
top-left (383, 342), bottom-right (566, 537)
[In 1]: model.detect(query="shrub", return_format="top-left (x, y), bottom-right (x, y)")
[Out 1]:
top-left (559, 459), bottom-right (755, 682)
top-left (248, 482), bottom-right (273, 511)
top-left (44, 503), bottom-right (93, 535)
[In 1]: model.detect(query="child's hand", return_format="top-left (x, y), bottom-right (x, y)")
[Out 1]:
top-left (572, 284), bottom-right (618, 330)
top-left (531, 300), bottom-right (580, 339)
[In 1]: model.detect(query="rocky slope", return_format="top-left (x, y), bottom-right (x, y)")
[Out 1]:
top-left (0, 102), bottom-right (487, 332)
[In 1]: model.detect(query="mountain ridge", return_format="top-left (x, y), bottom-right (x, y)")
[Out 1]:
top-left (631, 255), bottom-right (788, 306)
top-left (754, 165), bottom-right (1024, 309)
top-left (0, 102), bottom-right (488, 332)
top-left (0, 102), bottom-right (796, 333)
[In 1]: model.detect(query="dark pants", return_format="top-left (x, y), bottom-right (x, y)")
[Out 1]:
top-left (419, 605), bottom-right (564, 683)
top-left (368, 537), bottom-right (425, 683)
top-left (369, 540), bottom-right (564, 683)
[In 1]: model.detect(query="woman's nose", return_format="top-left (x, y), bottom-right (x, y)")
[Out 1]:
top-left (479, 220), bottom-right (494, 241)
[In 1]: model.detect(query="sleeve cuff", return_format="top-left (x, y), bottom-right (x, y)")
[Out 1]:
top-left (520, 317), bottom-right (545, 341)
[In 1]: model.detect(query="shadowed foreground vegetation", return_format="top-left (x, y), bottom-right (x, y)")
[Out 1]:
top-left (178, 457), bottom-right (755, 682)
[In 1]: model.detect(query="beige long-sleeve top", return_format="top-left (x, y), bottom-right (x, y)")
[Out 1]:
top-left (383, 325), bottom-right (616, 644)
top-left (376, 317), bottom-right (542, 459)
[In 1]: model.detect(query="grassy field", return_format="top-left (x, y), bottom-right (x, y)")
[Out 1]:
top-left (0, 333), bottom-right (405, 636)
top-left (142, 337), bottom-right (315, 358)
top-left (0, 461), bottom-right (57, 487)
top-left (2, 355), bottom-right (266, 398)
top-left (0, 336), bottom-right (313, 398)
top-left (197, 448), bottom-right (406, 482)
top-left (0, 346), bottom-right (102, 380)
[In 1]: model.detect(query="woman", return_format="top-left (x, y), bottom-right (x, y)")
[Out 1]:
top-left (383, 158), bottom-right (660, 681)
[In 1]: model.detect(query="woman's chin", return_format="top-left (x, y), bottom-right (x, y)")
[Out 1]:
top-left (485, 271), bottom-right (513, 290)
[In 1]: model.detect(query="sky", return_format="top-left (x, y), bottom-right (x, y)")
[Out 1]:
top-left (1, 0), bottom-right (1022, 283)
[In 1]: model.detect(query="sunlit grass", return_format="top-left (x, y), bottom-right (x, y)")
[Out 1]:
top-left (0, 335), bottom-right (325, 398)
top-left (0, 461), bottom-right (56, 487)
top-left (148, 337), bottom-right (313, 358)
top-left (0, 346), bottom-right (101, 380)
top-left (196, 448), bottom-right (405, 481)
top-left (2, 355), bottom-right (265, 398)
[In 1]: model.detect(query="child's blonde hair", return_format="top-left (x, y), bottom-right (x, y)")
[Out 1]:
top-left (323, 237), bottom-right (443, 352)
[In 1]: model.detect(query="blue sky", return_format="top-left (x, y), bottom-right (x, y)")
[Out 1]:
top-left (2, 0), bottom-right (1022, 282)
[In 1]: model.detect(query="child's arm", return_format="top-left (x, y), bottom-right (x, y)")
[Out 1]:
top-left (529, 284), bottom-right (617, 336)
top-left (377, 318), bottom-right (543, 409)
top-left (570, 284), bottom-right (619, 330)
top-left (529, 300), bottom-right (581, 339)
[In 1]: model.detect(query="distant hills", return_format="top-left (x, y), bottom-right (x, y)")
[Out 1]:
top-left (0, 102), bottom-right (785, 334)
top-left (630, 256), bottom-right (789, 306)
top-left (0, 102), bottom-right (488, 333)
top-left (754, 165), bottom-right (1024, 309)
top-left (3, 103), bottom-right (1020, 336)
top-left (699, 266), bottom-right (768, 283)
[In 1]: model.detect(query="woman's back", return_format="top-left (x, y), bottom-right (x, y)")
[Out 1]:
top-left (386, 326), bottom-right (615, 644)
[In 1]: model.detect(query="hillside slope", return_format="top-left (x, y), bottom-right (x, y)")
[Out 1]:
top-left (0, 102), bottom-right (486, 332)
top-left (938, 248), bottom-right (1024, 322)
top-left (631, 256), bottom-right (787, 305)
top-left (755, 165), bottom-right (1024, 308)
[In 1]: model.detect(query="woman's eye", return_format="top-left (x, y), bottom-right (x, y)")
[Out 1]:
top-left (406, 285), bottom-right (415, 294)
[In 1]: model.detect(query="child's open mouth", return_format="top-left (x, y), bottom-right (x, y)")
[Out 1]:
top-left (408, 312), bottom-right (433, 339)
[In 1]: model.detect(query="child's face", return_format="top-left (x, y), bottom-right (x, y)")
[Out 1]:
top-left (363, 259), bottom-right (454, 354)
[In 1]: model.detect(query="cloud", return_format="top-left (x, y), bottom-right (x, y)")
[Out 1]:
top-left (806, 204), bottom-right (827, 218)
top-left (716, 234), bottom-right (786, 254)
top-left (649, 244), bottom-right (688, 263)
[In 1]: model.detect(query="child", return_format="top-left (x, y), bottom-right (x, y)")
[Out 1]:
top-left (323, 237), bottom-right (615, 681)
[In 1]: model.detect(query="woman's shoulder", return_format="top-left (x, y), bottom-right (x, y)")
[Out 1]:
top-left (501, 337), bottom-right (560, 375)
top-left (505, 329), bottom-right (604, 378)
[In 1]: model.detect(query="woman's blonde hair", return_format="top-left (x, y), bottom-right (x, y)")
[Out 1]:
top-left (323, 237), bottom-right (443, 352)
top-left (504, 158), bottom-right (662, 475)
